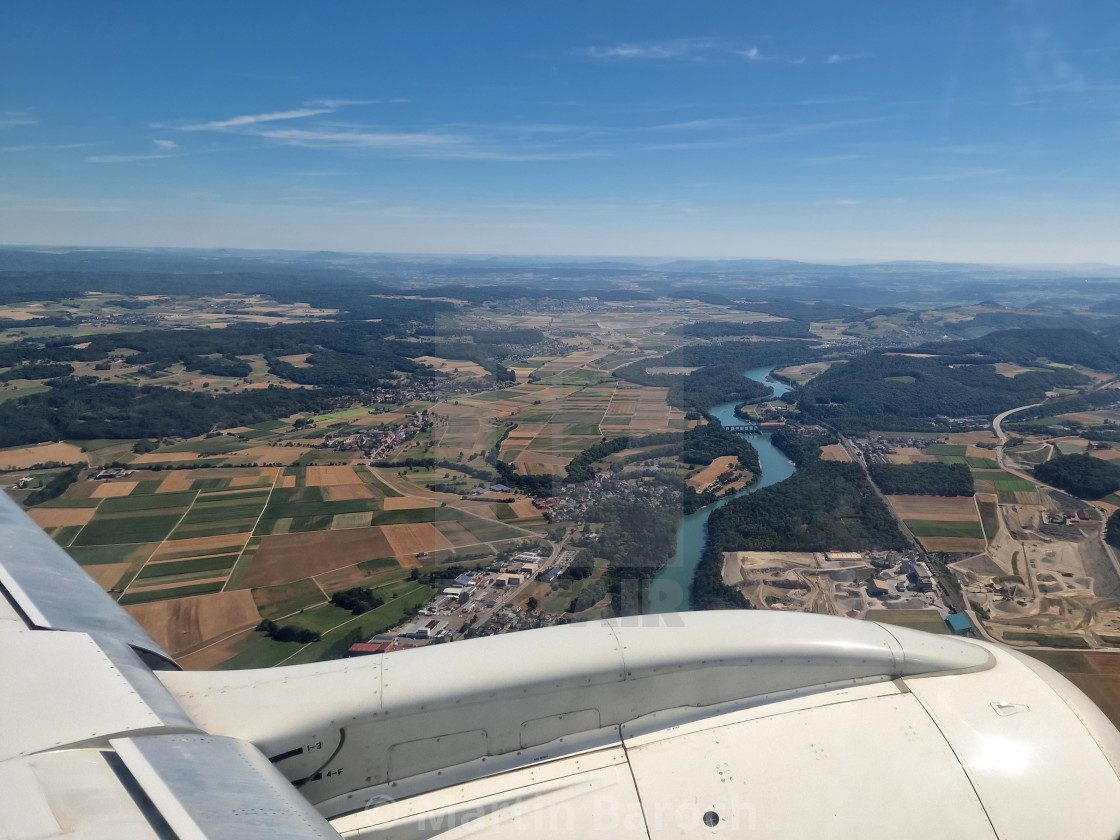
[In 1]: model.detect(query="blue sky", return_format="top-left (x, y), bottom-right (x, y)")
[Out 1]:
top-left (1, 1), bottom-right (1118, 262)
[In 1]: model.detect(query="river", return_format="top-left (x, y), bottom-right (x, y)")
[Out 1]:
top-left (648, 366), bottom-right (797, 613)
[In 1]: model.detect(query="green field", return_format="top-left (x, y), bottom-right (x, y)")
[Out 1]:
top-left (1004, 631), bottom-right (1090, 649)
top-left (972, 470), bottom-right (1035, 492)
top-left (369, 507), bottom-right (468, 526)
top-left (216, 582), bottom-right (434, 669)
top-left (118, 580), bottom-right (225, 605)
top-left (904, 519), bottom-right (985, 539)
top-left (98, 491), bottom-right (196, 512)
top-left (977, 500), bottom-right (1000, 541)
top-left (136, 554), bottom-right (239, 579)
top-left (459, 518), bottom-right (526, 542)
top-left (965, 457), bottom-right (1000, 469)
top-left (73, 512), bottom-right (187, 546)
top-left (863, 608), bottom-right (949, 635)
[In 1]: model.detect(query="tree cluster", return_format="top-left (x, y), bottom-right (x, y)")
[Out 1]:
top-left (256, 619), bottom-right (321, 644)
top-left (1034, 454), bottom-right (1120, 500)
top-left (330, 586), bottom-right (386, 615)
top-left (868, 462), bottom-right (974, 496)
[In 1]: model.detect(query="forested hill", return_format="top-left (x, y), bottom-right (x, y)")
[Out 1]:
top-left (614, 339), bottom-right (822, 413)
top-left (1034, 454), bottom-right (1120, 500)
top-left (794, 329), bottom-right (1111, 433)
top-left (691, 430), bottom-right (907, 610)
top-left (907, 328), bottom-right (1120, 371)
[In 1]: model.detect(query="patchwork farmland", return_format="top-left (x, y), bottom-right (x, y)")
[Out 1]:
top-left (16, 459), bottom-right (545, 666)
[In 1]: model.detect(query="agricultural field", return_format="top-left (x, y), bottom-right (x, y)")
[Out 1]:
top-left (11, 457), bottom-right (543, 665)
top-left (1026, 651), bottom-right (1120, 729)
top-left (0, 442), bottom-right (88, 470)
top-left (887, 493), bottom-right (987, 554)
top-left (421, 358), bottom-right (689, 477)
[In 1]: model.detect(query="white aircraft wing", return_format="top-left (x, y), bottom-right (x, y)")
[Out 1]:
top-left (2, 491), bottom-right (1120, 838)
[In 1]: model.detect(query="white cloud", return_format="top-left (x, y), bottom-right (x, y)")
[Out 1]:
top-left (153, 139), bottom-right (177, 149)
top-left (86, 153), bottom-right (178, 164)
top-left (825, 52), bottom-right (871, 64)
top-left (168, 108), bottom-right (332, 132)
top-left (578, 39), bottom-right (721, 62)
top-left (0, 143), bottom-right (89, 152)
top-left (256, 128), bottom-right (469, 149)
top-left (0, 111), bottom-right (38, 129)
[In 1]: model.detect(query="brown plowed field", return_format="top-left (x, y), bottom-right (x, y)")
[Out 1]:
top-left (238, 446), bottom-right (305, 465)
top-left (819, 444), bottom-right (852, 463)
top-left (507, 499), bottom-right (542, 519)
top-left (242, 528), bottom-right (394, 587)
top-left (887, 495), bottom-right (980, 520)
top-left (382, 497), bottom-right (436, 510)
top-left (382, 523), bottom-right (455, 556)
top-left (151, 533), bottom-right (250, 560)
top-left (157, 472), bottom-right (195, 493)
top-left (91, 481), bottom-right (137, 498)
top-left (326, 483), bottom-right (377, 501)
top-left (83, 563), bottom-right (131, 590)
top-left (306, 465), bottom-right (363, 486)
top-left (895, 447), bottom-right (938, 463)
top-left (28, 507), bottom-right (96, 528)
top-left (133, 452), bottom-right (199, 463)
top-left (125, 590), bottom-right (261, 657)
top-left (434, 521), bottom-right (478, 547)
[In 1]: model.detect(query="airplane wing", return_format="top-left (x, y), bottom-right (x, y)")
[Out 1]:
top-left (2, 490), bottom-right (1120, 839)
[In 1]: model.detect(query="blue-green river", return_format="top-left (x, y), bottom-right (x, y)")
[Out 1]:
top-left (648, 366), bottom-right (796, 613)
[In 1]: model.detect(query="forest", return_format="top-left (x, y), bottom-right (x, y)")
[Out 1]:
top-left (1034, 454), bottom-right (1120, 500)
top-left (795, 337), bottom-right (1092, 432)
top-left (867, 462), bottom-right (975, 496)
top-left (701, 431), bottom-right (908, 555)
top-left (0, 382), bottom-right (343, 448)
top-left (582, 496), bottom-right (682, 616)
top-left (614, 339), bottom-right (821, 413)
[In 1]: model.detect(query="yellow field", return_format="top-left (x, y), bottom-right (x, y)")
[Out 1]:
top-left (687, 456), bottom-right (739, 491)
top-left (887, 495), bottom-right (980, 520)
top-left (124, 590), bottom-right (261, 658)
top-left (382, 523), bottom-right (455, 556)
top-left (0, 442), bottom-right (88, 470)
top-left (819, 444), bottom-right (852, 463)
top-left (306, 465), bottom-right (363, 486)
top-left (91, 481), bottom-right (137, 498)
top-left (28, 507), bottom-right (95, 528)
top-left (157, 472), bottom-right (195, 492)
top-left (82, 563), bottom-right (132, 591)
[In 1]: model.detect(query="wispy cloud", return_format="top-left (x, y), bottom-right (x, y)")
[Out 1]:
top-left (825, 52), bottom-right (871, 64)
top-left (1008, 0), bottom-right (1090, 100)
top-left (0, 110), bottom-right (38, 130)
top-left (578, 39), bottom-right (803, 65)
top-left (167, 107), bottom-right (333, 132)
top-left (578, 39), bottom-right (717, 61)
top-left (0, 143), bottom-right (89, 152)
top-left (86, 153), bottom-right (179, 164)
top-left (153, 139), bottom-right (178, 149)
